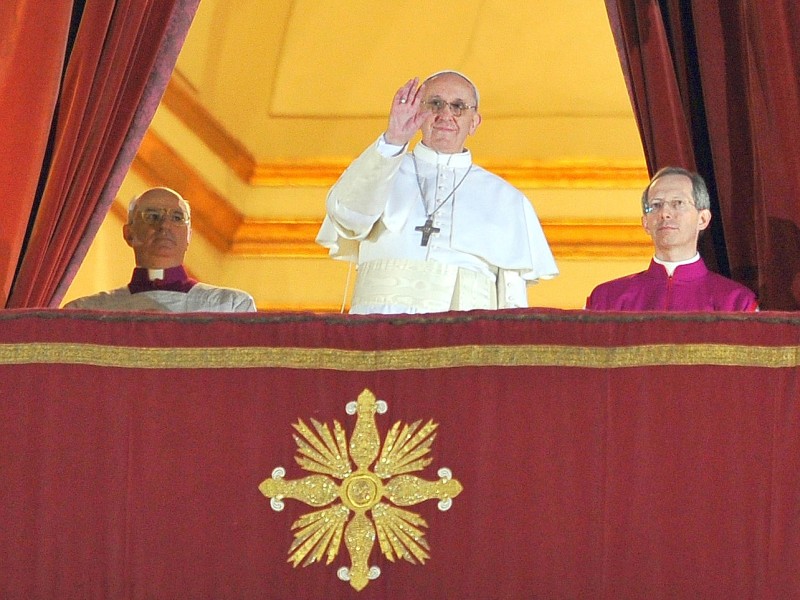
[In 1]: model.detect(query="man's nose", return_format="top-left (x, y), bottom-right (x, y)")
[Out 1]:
top-left (658, 204), bottom-right (676, 217)
top-left (153, 217), bottom-right (174, 231)
top-left (437, 103), bottom-right (457, 117)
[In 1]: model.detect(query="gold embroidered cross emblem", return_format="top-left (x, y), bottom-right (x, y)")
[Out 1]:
top-left (259, 388), bottom-right (463, 591)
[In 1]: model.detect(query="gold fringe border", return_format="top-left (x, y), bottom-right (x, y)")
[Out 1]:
top-left (2, 343), bottom-right (798, 370)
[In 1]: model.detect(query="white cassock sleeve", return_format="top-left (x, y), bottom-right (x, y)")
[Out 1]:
top-left (316, 137), bottom-right (405, 261)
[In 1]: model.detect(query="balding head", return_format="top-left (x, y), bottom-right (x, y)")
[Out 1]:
top-left (419, 71), bottom-right (482, 153)
top-left (128, 187), bottom-right (191, 223)
top-left (123, 187), bottom-right (192, 269)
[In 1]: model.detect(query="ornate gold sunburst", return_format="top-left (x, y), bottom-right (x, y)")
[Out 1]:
top-left (259, 388), bottom-right (463, 592)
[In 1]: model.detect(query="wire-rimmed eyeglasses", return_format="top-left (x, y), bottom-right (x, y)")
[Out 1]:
top-left (644, 199), bottom-right (696, 215)
top-left (423, 97), bottom-right (477, 117)
top-left (137, 208), bottom-right (190, 226)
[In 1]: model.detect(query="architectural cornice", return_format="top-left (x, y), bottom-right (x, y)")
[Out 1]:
top-left (131, 130), bottom-right (650, 259)
top-left (161, 77), bottom-right (648, 190)
top-left (128, 77), bottom-right (651, 261)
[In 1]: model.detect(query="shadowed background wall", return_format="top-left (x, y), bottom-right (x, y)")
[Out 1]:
top-left (62, 0), bottom-right (650, 311)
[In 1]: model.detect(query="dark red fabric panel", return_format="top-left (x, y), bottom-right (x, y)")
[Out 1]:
top-left (604, 367), bottom-right (776, 597)
top-left (690, 2), bottom-right (800, 306)
top-left (1, 309), bottom-right (799, 598)
top-left (606, 1), bottom-right (800, 308)
top-left (7, 0), bottom-right (199, 309)
top-left (1, 307), bottom-right (800, 348)
top-left (603, 0), bottom-right (696, 173)
top-left (0, 1), bottom-right (72, 305)
top-left (2, 372), bottom-right (130, 597)
top-left (684, 3), bottom-right (756, 282)
top-left (769, 379), bottom-right (800, 597)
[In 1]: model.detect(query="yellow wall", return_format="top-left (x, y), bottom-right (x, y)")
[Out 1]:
top-left (62, 175), bottom-right (652, 312)
top-left (61, 1), bottom-right (652, 312)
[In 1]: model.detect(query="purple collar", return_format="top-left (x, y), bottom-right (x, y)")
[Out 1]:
top-left (647, 258), bottom-right (709, 281)
top-left (128, 265), bottom-right (198, 294)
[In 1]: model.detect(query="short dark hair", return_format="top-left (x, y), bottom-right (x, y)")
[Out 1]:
top-left (641, 166), bottom-right (711, 213)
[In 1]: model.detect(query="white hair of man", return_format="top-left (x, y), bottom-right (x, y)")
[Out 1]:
top-left (127, 187), bottom-right (191, 224)
top-left (423, 70), bottom-right (480, 107)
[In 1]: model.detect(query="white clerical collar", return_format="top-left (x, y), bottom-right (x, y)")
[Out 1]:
top-left (654, 253), bottom-right (700, 276)
top-left (147, 269), bottom-right (165, 280)
top-left (413, 142), bottom-right (472, 168)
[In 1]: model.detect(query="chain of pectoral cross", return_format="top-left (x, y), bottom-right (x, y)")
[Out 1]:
top-left (412, 154), bottom-right (472, 246)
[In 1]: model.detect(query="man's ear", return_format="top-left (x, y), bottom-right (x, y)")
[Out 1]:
top-left (469, 112), bottom-right (481, 136)
top-left (641, 214), bottom-right (653, 238)
top-left (122, 224), bottom-right (135, 247)
top-left (697, 208), bottom-right (712, 232)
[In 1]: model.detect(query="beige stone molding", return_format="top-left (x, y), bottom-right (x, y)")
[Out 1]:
top-left (130, 78), bottom-right (651, 260)
top-left (130, 133), bottom-right (651, 260)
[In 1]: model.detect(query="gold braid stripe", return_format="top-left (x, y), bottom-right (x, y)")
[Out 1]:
top-left (1, 342), bottom-right (799, 370)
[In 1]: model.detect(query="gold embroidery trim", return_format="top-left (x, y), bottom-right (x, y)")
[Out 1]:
top-left (1, 342), bottom-right (798, 369)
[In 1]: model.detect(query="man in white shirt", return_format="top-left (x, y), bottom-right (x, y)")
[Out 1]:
top-left (65, 187), bottom-right (256, 313)
top-left (317, 71), bottom-right (558, 315)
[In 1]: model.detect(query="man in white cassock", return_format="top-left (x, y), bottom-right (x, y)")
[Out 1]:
top-left (316, 71), bottom-right (558, 315)
top-left (64, 187), bottom-right (255, 313)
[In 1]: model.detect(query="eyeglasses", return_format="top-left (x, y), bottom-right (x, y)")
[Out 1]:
top-left (644, 199), bottom-right (696, 214)
top-left (137, 208), bottom-right (190, 226)
top-left (423, 97), bottom-right (477, 117)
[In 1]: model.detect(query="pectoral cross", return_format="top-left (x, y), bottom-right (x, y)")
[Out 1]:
top-left (415, 217), bottom-right (440, 247)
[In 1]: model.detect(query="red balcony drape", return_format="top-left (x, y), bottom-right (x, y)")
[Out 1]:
top-left (0, 1), bottom-right (73, 306)
top-left (1, 309), bottom-right (798, 598)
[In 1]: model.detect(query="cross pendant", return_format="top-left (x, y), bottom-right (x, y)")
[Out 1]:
top-left (414, 217), bottom-right (440, 246)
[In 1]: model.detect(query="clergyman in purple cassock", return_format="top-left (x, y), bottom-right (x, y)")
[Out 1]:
top-left (586, 167), bottom-right (758, 312)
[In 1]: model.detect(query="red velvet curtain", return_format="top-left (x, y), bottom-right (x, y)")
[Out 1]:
top-left (0, 1), bottom-right (73, 307)
top-left (0, 0), bottom-right (199, 309)
top-left (605, 0), bottom-right (800, 309)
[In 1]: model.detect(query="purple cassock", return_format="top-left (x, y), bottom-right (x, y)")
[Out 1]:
top-left (586, 258), bottom-right (759, 311)
top-left (128, 265), bottom-right (197, 294)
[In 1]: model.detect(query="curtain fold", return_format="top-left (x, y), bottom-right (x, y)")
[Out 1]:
top-left (53, 0), bottom-right (201, 304)
top-left (0, 1), bottom-right (73, 306)
top-left (605, 0), bottom-right (800, 308)
top-left (604, 0), bottom-right (696, 172)
top-left (2, 0), bottom-right (199, 309)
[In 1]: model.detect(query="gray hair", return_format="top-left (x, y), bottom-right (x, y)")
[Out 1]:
top-left (127, 187), bottom-right (191, 223)
top-left (641, 166), bottom-right (711, 213)
top-left (422, 70), bottom-right (480, 107)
